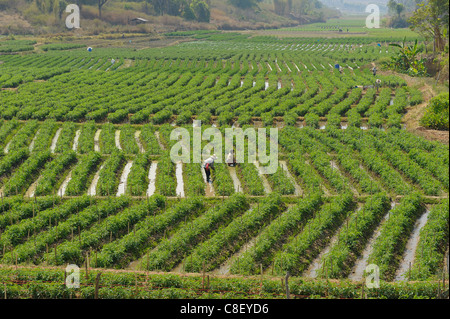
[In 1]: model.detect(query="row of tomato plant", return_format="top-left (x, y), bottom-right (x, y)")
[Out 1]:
top-left (142, 194), bottom-right (249, 271)
top-left (183, 193), bottom-right (285, 272)
top-left (0, 265), bottom-right (442, 299)
top-left (271, 193), bottom-right (355, 276)
top-left (230, 193), bottom-right (323, 275)
top-left (0, 196), bottom-right (91, 250)
top-left (367, 192), bottom-right (424, 281)
top-left (0, 196), bottom-right (58, 232)
top-left (95, 196), bottom-right (203, 268)
top-left (2, 151), bottom-right (51, 196)
top-left (44, 197), bottom-right (165, 266)
top-left (34, 151), bottom-right (77, 196)
top-left (96, 151), bottom-right (126, 197)
top-left (1, 197), bottom-right (130, 264)
top-left (65, 152), bottom-right (102, 196)
top-left (315, 193), bottom-right (391, 278)
top-left (410, 198), bottom-right (449, 280)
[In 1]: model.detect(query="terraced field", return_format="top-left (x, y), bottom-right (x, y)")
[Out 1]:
top-left (0, 33), bottom-right (448, 299)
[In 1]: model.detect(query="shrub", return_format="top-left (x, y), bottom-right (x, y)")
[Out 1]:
top-left (420, 92), bottom-right (449, 130)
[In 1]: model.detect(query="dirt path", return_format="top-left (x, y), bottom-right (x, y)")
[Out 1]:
top-left (117, 161), bottom-right (133, 196)
top-left (25, 176), bottom-right (42, 198)
top-left (146, 162), bottom-right (158, 196)
top-left (305, 206), bottom-right (361, 278)
top-left (375, 66), bottom-right (449, 144)
top-left (87, 164), bottom-right (104, 196)
top-left (72, 130), bottom-right (81, 152)
top-left (395, 208), bottom-right (431, 281)
top-left (279, 161), bottom-right (302, 196)
top-left (58, 170), bottom-right (73, 197)
top-left (50, 127), bottom-right (62, 154)
top-left (28, 129), bottom-right (40, 152)
top-left (402, 81), bottom-right (448, 144)
top-left (253, 161), bottom-right (272, 194)
top-left (216, 232), bottom-right (258, 275)
top-left (135, 131), bottom-right (145, 153)
top-left (227, 166), bottom-right (243, 193)
top-left (175, 162), bottom-right (185, 198)
top-left (349, 202), bottom-right (397, 281)
top-left (115, 130), bottom-right (122, 150)
top-left (3, 139), bottom-right (12, 154)
top-left (94, 129), bottom-right (101, 152)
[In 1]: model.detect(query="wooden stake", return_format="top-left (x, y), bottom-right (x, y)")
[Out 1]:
top-left (85, 253), bottom-right (89, 280)
top-left (202, 262), bottom-right (205, 290)
top-left (260, 264), bottom-right (263, 295)
top-left (361, 283), bottom-right (365, 299)
top-left (408, 262), bottom-right (411, 281)
top-left (285, 271), bottom-right (290, 299)
top-left (94, 273), bottom-right (101, 299)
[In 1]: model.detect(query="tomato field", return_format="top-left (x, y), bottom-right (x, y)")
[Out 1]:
top-left (0, 32), bottom-right (448, 299)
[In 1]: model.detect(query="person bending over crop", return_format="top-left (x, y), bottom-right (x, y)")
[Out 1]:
top-left (226, 150), bottom-right (236, 167)
top-left (203, 154), bottom-right (217, 183)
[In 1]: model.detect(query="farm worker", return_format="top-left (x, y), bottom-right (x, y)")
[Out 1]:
top-left (339, 66), bottom-right (343, 74)
top-left (375, 79), bottom-right (382, 92)
top-left (203, 154), bottom-right (217, 184)
top-left (372, 66), bottom-right (377, 76)
top-left (226, 150), bottom-right (236, 167)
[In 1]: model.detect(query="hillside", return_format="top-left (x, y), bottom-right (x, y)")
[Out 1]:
top-left (0, 0), bottom-right (340, 35)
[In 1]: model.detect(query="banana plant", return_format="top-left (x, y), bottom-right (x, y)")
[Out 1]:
top-left (389, 37), bottom-right (427, 76)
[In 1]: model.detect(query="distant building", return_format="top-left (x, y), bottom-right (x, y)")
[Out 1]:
top-left (129, 18), bottom-right (148, 25)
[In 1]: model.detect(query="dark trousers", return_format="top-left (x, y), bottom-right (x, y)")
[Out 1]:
top-left (205, 168), bottom-right (211, 183)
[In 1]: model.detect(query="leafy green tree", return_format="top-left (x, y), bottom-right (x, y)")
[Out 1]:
top-left (420, 92), bottom-right (449, 130)
top-left (97, 0), bottom-right (108, 19)
top-left (228, 0), bottom-right (258, 9)
top-left (183, 4), bottom-right (196, 20)
top-left (191, 0), bottom-right (210, 22)
top-left (409, 0), bottom-right (449, 52)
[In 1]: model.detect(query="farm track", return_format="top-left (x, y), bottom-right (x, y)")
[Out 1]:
top-left (305, 205), bottom-right (362, 278)
top-left (94, 129), bottom-right (101, 152)
top-left (50, 127), bottom-right (62, 153)
top-left (394, 208), bottom-right (431, 281)
top-left (146, 161), bottom-right (158, 197)
top-left (227, 166), bottom-right (242, 193)
top-left (349, 202), bottom-right (396, 281)
top-left (87, 164), bottom-right (104, 196)
top-left (117, 160), bottom-right (133, 196)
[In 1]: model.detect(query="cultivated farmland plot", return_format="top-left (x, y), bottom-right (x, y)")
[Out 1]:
top-left (0, 33), bottom-right (448, 300)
